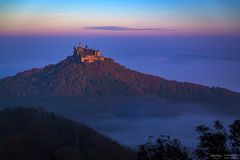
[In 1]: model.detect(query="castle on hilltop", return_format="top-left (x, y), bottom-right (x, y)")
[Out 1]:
top-left (73, 43), bottom-right (104, 63)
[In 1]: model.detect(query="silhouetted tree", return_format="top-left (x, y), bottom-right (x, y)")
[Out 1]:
top-left (195, 120), bottom-right (229, 160)
top-left (137, 136), bottom-right (191, 160)
top-left (229, 120), bottom-right (240, 155)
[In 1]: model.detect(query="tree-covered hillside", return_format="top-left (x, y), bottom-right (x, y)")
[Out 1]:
top-left (0, 107), bottom-right (135, 160)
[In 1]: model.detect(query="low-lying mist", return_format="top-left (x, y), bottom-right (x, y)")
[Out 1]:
top-left (2, 96), bottom-right (237, 147)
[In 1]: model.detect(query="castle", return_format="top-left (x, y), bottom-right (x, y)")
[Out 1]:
top-left (73, 43), bottom-right (104, 63)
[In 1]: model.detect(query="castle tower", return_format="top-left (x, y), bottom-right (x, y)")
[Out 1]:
top-left (96, 50), bottom-right (101, 57)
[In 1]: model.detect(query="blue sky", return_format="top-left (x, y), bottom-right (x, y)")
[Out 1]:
top-left (0, 0), bottom-right (240, 35)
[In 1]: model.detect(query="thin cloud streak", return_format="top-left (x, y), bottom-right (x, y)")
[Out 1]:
top-left (83, 26), bottom-right (175, 31)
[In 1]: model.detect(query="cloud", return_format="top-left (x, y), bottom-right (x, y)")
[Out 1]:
top-left (83, 26), bottom-right (175, 31)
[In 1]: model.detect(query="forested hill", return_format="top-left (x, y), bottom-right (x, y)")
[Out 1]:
top-left (0, 54), bottom-right (239, 106)
top-left (0, 107), bottom-right (135, 160)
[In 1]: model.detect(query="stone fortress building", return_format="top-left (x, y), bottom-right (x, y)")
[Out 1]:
top-left (73, 43), bottom-right (104, 63)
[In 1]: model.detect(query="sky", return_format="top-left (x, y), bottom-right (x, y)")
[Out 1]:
top-left (0, 0), bottom-right (240, 35)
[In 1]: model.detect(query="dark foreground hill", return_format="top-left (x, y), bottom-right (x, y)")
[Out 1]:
top-left (0, 107), bottom-right (135, 160)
